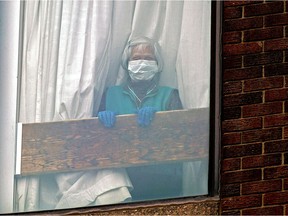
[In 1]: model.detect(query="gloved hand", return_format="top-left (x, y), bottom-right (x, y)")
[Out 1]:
top-left (137, 107), bottom-right (157, 127)
top-left (98, 111), bottom-right (116, 128)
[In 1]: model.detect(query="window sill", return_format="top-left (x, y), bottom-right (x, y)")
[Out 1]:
top-left (21, 196), bottom-right (219, 215)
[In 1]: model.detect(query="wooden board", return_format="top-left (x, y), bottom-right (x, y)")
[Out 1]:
top-left (19, 108), bottom-right (210, 175)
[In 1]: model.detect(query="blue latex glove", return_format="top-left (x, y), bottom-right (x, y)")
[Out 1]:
top-left (98, 111), bottom-right (116, 128)
top-left (137, 107), bottom-right (157, 127)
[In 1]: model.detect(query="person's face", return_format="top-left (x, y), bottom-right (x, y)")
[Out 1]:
top-left (128, 44), bottom-right (159, 82)
top-left (130, 45), bottom-right (156, 61)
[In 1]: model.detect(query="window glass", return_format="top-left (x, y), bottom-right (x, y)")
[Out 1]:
top-left (5, 0), bottom-right (212, 213)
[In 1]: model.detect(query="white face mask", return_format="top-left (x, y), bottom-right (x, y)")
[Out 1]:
top-left (128, 60), bottom-right (158, 82)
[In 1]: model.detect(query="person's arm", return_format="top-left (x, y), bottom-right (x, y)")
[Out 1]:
top-left (92, 90), bottom-right (106, 117)
top-left (167, 89), bottom-right (183, 110)
top-left (94, 89), bottom-right (117, 128)
top-left (97, 91), bottom-right (107, 114)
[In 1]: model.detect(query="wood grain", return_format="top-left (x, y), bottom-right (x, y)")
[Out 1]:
top-left (20, 108), bottom-right (209, 175)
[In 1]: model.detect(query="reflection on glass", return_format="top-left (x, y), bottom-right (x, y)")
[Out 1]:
top-left (14, 0), bottom-right (211, 213)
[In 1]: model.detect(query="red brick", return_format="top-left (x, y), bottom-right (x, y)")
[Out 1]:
top-left (285, 127), bottom-right (288, 139)
top-left (242, 206), bottom-right (284, 215)
top-left (265, 39), bottom-right (288, 52)
top-left (221, 195), bottom-right (262, 211)
top-left (264, 166), bottom-right (288, 179)
top-left (224, 6), bottom-right (242, 19)
top-left (242, 128), bottom-right (282, 144)
top-left (222, 158), bottom-right (241, 172)
top-left (265, 14), bottom-right (288, 27)
top-left (244, 51), bottom-right (283, 67)
top-left (242, 154), bottom-right (282, 169)
top-left (224, 1), bottom-right (263, 7)
top-left (285, 153), bottom-right (288, 164)
top-left (222, 169), bottom-right (261, 184)
top-left (264, 63), bottom-right (288, 77)
top-left (224, 42), bottom-right (263, 56)
top-left (223, 56), bottom-right (242, 69)
top-left (244, 77), bottom-right (283, 92)
top-left (264, 191), bottom-right (288, 205)
top-left (242, 179), bottom-right (282, 195)
top-left (223, 81), bottom-right (242, 95)
top-left (221, 210), bottom-right (240, 215)
top-left (220, 183), bottom-right (240, 197)
top-left (223, 107), bottom-right (241, 120)
top-left (264, 140), bottom-right (288, 153)
top-left (244, 2), bottom-right (284, 17)
top-left (222, 117), bottom-right (262, 132)
top-left (286, 75), bottom-right (288, 87)
top-left (244, 27), bottom-right (283, 42)
top-left (223, 92), bottom-right (263, 107)
top-left (223, 32), bottom-right (242, 44)
top-left (223, 143), bottom-right (262, 159)
top-left (222, 132), bottom-right (241, 146)
top-left (242, 101), bottom-right (283, 117)
top-left (265, 88), bottom-right (288, 102)
top-left (285, 101), bottom-right (288, 112)
top-left (224, 66), bottom-right (262, 82)
top-left (264, 114), bottom-right (288, 128)
top-left (284, 178), bottom-right (288, 190)
top-left (224, 17), bottom-right (263, 32)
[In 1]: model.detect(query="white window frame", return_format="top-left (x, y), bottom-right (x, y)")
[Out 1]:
top-left (0, 1), bottom-right (21, 213)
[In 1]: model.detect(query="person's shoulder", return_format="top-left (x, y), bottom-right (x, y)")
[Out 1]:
top-left (107, 85), bottom-right (124, 92)
top-left (158, 86), bottom-right (178, 91)
top-left (106, 85), bottom-right (126, 97)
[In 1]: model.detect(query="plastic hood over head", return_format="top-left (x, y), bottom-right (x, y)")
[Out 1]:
top-left (121, 36), bottom-right (163, 72)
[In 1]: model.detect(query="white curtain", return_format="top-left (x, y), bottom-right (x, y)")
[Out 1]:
top-left (16, 0), bottom-right (211, 212)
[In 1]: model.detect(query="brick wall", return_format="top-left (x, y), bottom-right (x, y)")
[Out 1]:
top-left (221, 0), bottom-right (288, 215)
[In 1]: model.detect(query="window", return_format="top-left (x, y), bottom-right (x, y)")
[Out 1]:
top-left (0, 0), bottom-right (221, 213)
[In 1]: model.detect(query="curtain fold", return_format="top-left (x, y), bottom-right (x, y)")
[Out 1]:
top-left (53, 0), bottom-right (113, 120)
top-left (16, 0), bottom-right (211, 211)
top-left (176, 1), bottom-right (211, 109)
